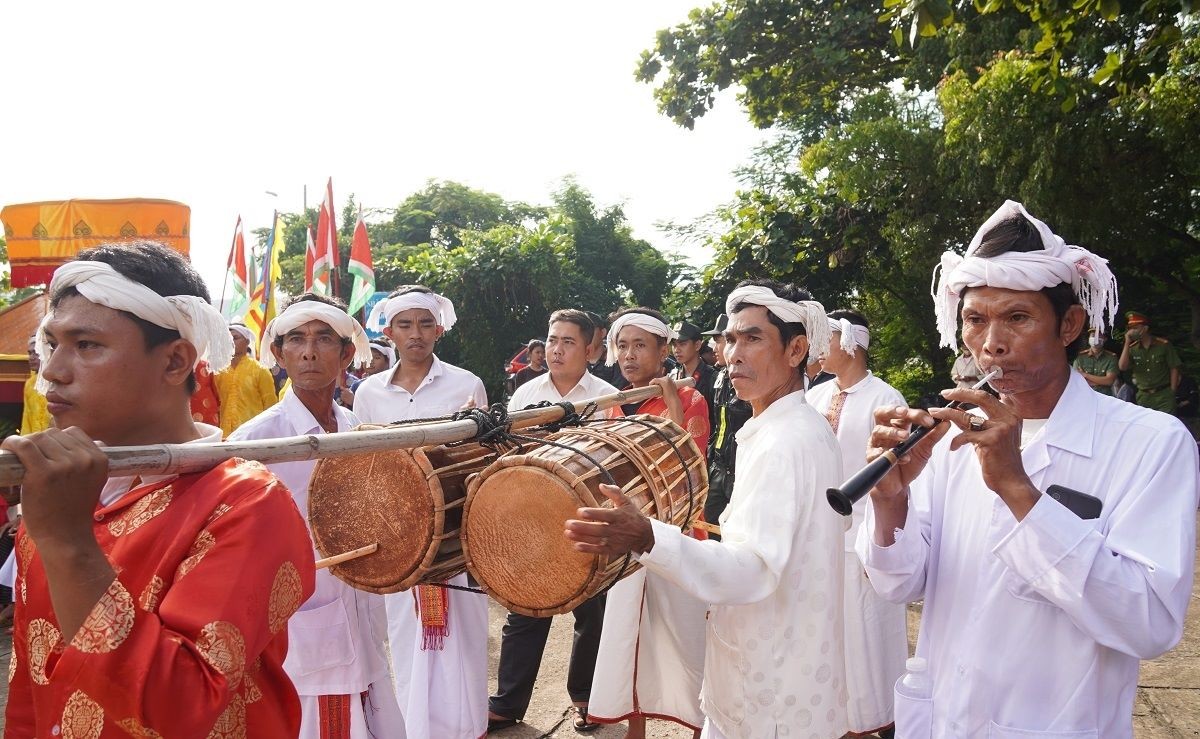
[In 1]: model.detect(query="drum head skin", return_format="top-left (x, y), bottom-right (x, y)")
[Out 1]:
top-left (309, 448), bottom-right (434, 594)
top-left (465, 460), bottom-right (601, 617)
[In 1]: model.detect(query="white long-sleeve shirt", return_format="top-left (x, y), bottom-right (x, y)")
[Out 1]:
top-left (638, 390), bottom-right (848, 739)
top-left (857, 371), bottom-right (1199, 737)
top-left (230, 389), bottom-right (392, 697)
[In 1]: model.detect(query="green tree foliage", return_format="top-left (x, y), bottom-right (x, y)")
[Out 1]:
top-left (247, 180), bottom-right (681, 396)
top-left (640, 1), bottom-right (1198, 400)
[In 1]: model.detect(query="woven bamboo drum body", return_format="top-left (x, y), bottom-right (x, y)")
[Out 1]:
top-left (463, 415), bottom-right (707, 617)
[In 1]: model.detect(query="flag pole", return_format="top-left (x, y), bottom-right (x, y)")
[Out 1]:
top-left (218, 216), bottom-right (240, 318)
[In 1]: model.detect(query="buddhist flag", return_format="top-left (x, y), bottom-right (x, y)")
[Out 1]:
top-left (316, 177), bottom-right (339, 297)
top-left (348, 209), bottom-right (375, 315)
top-left (223, 216), bottom-right (250, 319)
top-left (245, 211), bottom-right (284, 340)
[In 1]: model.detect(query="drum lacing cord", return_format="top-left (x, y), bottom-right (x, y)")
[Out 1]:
top-left (582, 415), bottom-right (699, 535)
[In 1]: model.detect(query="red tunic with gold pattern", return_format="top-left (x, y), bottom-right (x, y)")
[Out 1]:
top-left (5, 459), bottom-right (317, 738)
top-left (189, 361), bottom-right (222, 427)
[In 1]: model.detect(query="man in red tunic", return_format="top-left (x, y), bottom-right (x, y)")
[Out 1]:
top-left (2, 241), bottom-right (316, 738)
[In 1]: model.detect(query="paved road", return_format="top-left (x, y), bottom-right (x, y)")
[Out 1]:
top-left (1, 524), bottom-right (1197, 736)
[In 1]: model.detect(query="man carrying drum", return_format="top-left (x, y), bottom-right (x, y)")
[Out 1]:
top-left (354, 285), bottom-right (489, 739)
top-left (588, 307), bottom-right (709, 738)
top-left (3, 242), bottom-right (317, 736)
top-left (566, 280), bottom-right (849, 739)
top-left (857, 201), bottom-right (1199, 736)
top-left (491, 309), bottom-right (620, 734)
top-left (230, 293), bottom-right (405, 738)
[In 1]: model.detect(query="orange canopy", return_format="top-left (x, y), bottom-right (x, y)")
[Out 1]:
top-left (1, 198), bottom-right (190, 287)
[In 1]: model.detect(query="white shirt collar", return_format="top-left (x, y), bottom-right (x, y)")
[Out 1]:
top-left (384, 354), bottom-right (444, 392)
top-left (834, 370), bottom-right (874, 394)
top-left (279, 386), bottom-right (356, 435)
top-left (99, 422), bottom-right (223, 508)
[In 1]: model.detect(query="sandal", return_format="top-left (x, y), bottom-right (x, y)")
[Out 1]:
top-left (570, 705), bottom-right (601, 733)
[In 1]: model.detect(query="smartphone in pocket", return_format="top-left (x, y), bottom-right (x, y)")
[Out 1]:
top-left (1046, 484), bottom-right (1103, 520)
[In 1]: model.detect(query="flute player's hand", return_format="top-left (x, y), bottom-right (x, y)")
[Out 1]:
top-left (866, 405), bottom-right (951, 500)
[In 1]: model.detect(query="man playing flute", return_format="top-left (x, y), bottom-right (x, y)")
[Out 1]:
top-left (230, 293), bottom-right (405, 738)
top-left (858, 201), bottom-right (1199, 737)
top-left (566, 279), bottom-right (849, 739)
top-left (2, 242), bottom-right (317, 736)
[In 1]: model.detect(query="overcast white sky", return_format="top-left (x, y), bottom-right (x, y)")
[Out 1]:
top-left (1, 1), bottom-right (769, 294)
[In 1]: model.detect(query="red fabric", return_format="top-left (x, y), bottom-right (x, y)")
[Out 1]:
top-left (305, 225), bottom-right (319, 293)
top-left (636, 386), bottom-right (710, 539)
top-left (5, 460), bottom-right (316, 738)
top-left (415, 585), bottom-right (449, 651)
top-left (316, 178), bottom-right (339, 296)
top-left (318, 694), bottom-right (352, 739)
top-left (189, 361), bottom-right (222, 426)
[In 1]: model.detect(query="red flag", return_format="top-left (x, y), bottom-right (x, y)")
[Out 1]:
top-left (316, 177), bottom-right (339, 297)
top-left (304, 224), bottom-right (319, 293)
top-left (347, 208), bottom-right (375, 315)
top-left (222, 216), bottom-right (250, 318)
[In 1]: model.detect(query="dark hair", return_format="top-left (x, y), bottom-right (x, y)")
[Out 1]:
top-left (699, 344), bottom-right (715, 356)
top-left (526, 339), bottom-right (546, 352)
top-left (52, 241), bottom-right (209, 393)
top-left (610, 306), bottom-right (670, 347)
top-left (273, 292), bottom-right (352, 349)
top-left (549, 309), bottom-right (597, 345)
top-left (388, 284), bottom-right (433, 298)
top-left (827, 309), bottom-right (869, 330)
top-left (971, 215), bottom-right (1085, 361)
top-left (583, 311), bottom-right (606, 330)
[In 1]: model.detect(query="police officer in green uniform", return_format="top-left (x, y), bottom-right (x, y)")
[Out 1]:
top-left (1118, 311), bottom-right (1182, 412)
top-left (700, 314), bottom-right (752, 541)
top-left (1073, 328), bottom-right (1119, 395)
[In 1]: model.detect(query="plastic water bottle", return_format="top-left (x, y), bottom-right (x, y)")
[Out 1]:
top-left (896, 657), bottom-right (932, 700)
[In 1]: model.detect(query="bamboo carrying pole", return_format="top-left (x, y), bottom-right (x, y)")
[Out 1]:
top-left (0, 378), bottom-right (694, 486)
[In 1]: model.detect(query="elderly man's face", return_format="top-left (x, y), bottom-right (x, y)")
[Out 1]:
top-left (960, 286), bottom-right (1084, 397)
top-left (271, 320), bottom-right (354, 392)
top-left (724, 306), bottom-right (808, 412)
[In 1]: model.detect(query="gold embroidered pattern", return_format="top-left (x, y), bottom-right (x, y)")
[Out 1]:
top-left (242, 671), bottom-right (263, 704)
top-left (139, 576), bottom-right (165, 613)
top-left (71, 579), bottom-right (135, 654)
top-left (8, 649), bottom-right (16, 684)
top-left (61, 690), bottom-right (104, 739)
top-left (197, 621), bottom-right (246, 689)
top-left (206, 694), bottom-right (246, 739)
top-left (27, 618), bottom-right (62, 685)
top-left (116, 718), bottom-right (162, 738)
top-left (16, 532), bottom-right (34, 576)
top-left (20, 576), bottom-right (26, 605)
top-left (107, 486), bottom-right (173, 537)
top-left (233, 458), bottom-right (266, 472)
top-left (205, 503), bottom-right (233, 526)
top-left (176, 530), bottom-right (217, 580)
top-left (267, 561), bottom-right (302, 634)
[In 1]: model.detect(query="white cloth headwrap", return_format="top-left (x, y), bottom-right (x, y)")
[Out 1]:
top-left (371, 343), bottom-right (396, 368)
top-left (827, 317), bottom-right (870, 355)
top-left (724, 285), bottom-right (831, 358)
top-left (366, 291), bottom-right (457, 334)
top-left (259, 301), bottom-right (373, 370)
top-left (37, 260), bottom-right (233, 392)
top-left (606, 313), bottom-right (676, 366)
top-left (932, 200), bottom-right (1119, 350)
top-left (229, 323), bottom-right (257, 358)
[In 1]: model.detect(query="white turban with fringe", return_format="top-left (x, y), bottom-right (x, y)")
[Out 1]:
top-left (366, 291), bottom-right (457, 334)
top-left (827, 317), bottom-right (870, 356)
top-left (932, 200), bottom-right (1118, 350)
top-left (37, 260), bottom-right (233, 392)
top-left (606, 312), bottom-right (675, 366)
top-left (724, 285), bottom-right (831, 357)
top-left (259, 300), bottom-right (373, 370)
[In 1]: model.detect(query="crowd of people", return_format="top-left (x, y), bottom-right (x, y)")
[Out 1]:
top-left (1, 198), bottom-right (1198, 738)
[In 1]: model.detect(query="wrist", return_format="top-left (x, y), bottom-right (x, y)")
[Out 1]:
top-left (638, 518), bottom-right (655, 554)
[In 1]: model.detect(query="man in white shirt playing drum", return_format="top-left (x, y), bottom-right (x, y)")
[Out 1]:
top-left (859, 201), bottom-right (1199, 737)
top-left (231, 293), bottom-right (405, 738)
top-left (490, 309), bottom-right (619, 734)
top-left (565, 279), bottom-right (850, 739)
top-left (353, 285), bottom-right (489, 739)
top-left (807, 309), bottom-right (907, 738)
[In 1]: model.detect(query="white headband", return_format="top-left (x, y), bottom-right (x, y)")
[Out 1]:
top-left (606, 313), bottom-right (675, 366)
top-left (370, 343), bottom-right (396, 368)
top-left (259, 301), bottom-right (373, 370)
top-left (827, 317), bottom-right (870, 356)
top-left (229, 324), bottom-right (257, 358)
top-left (366, 291), bottom-right (457, 334)
top-left (37, 260), bottom-right (233, 392)
top-left (932, 200), bottom-right (1119, 350)
top-left (725, 285), bottom-right (831, 358)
